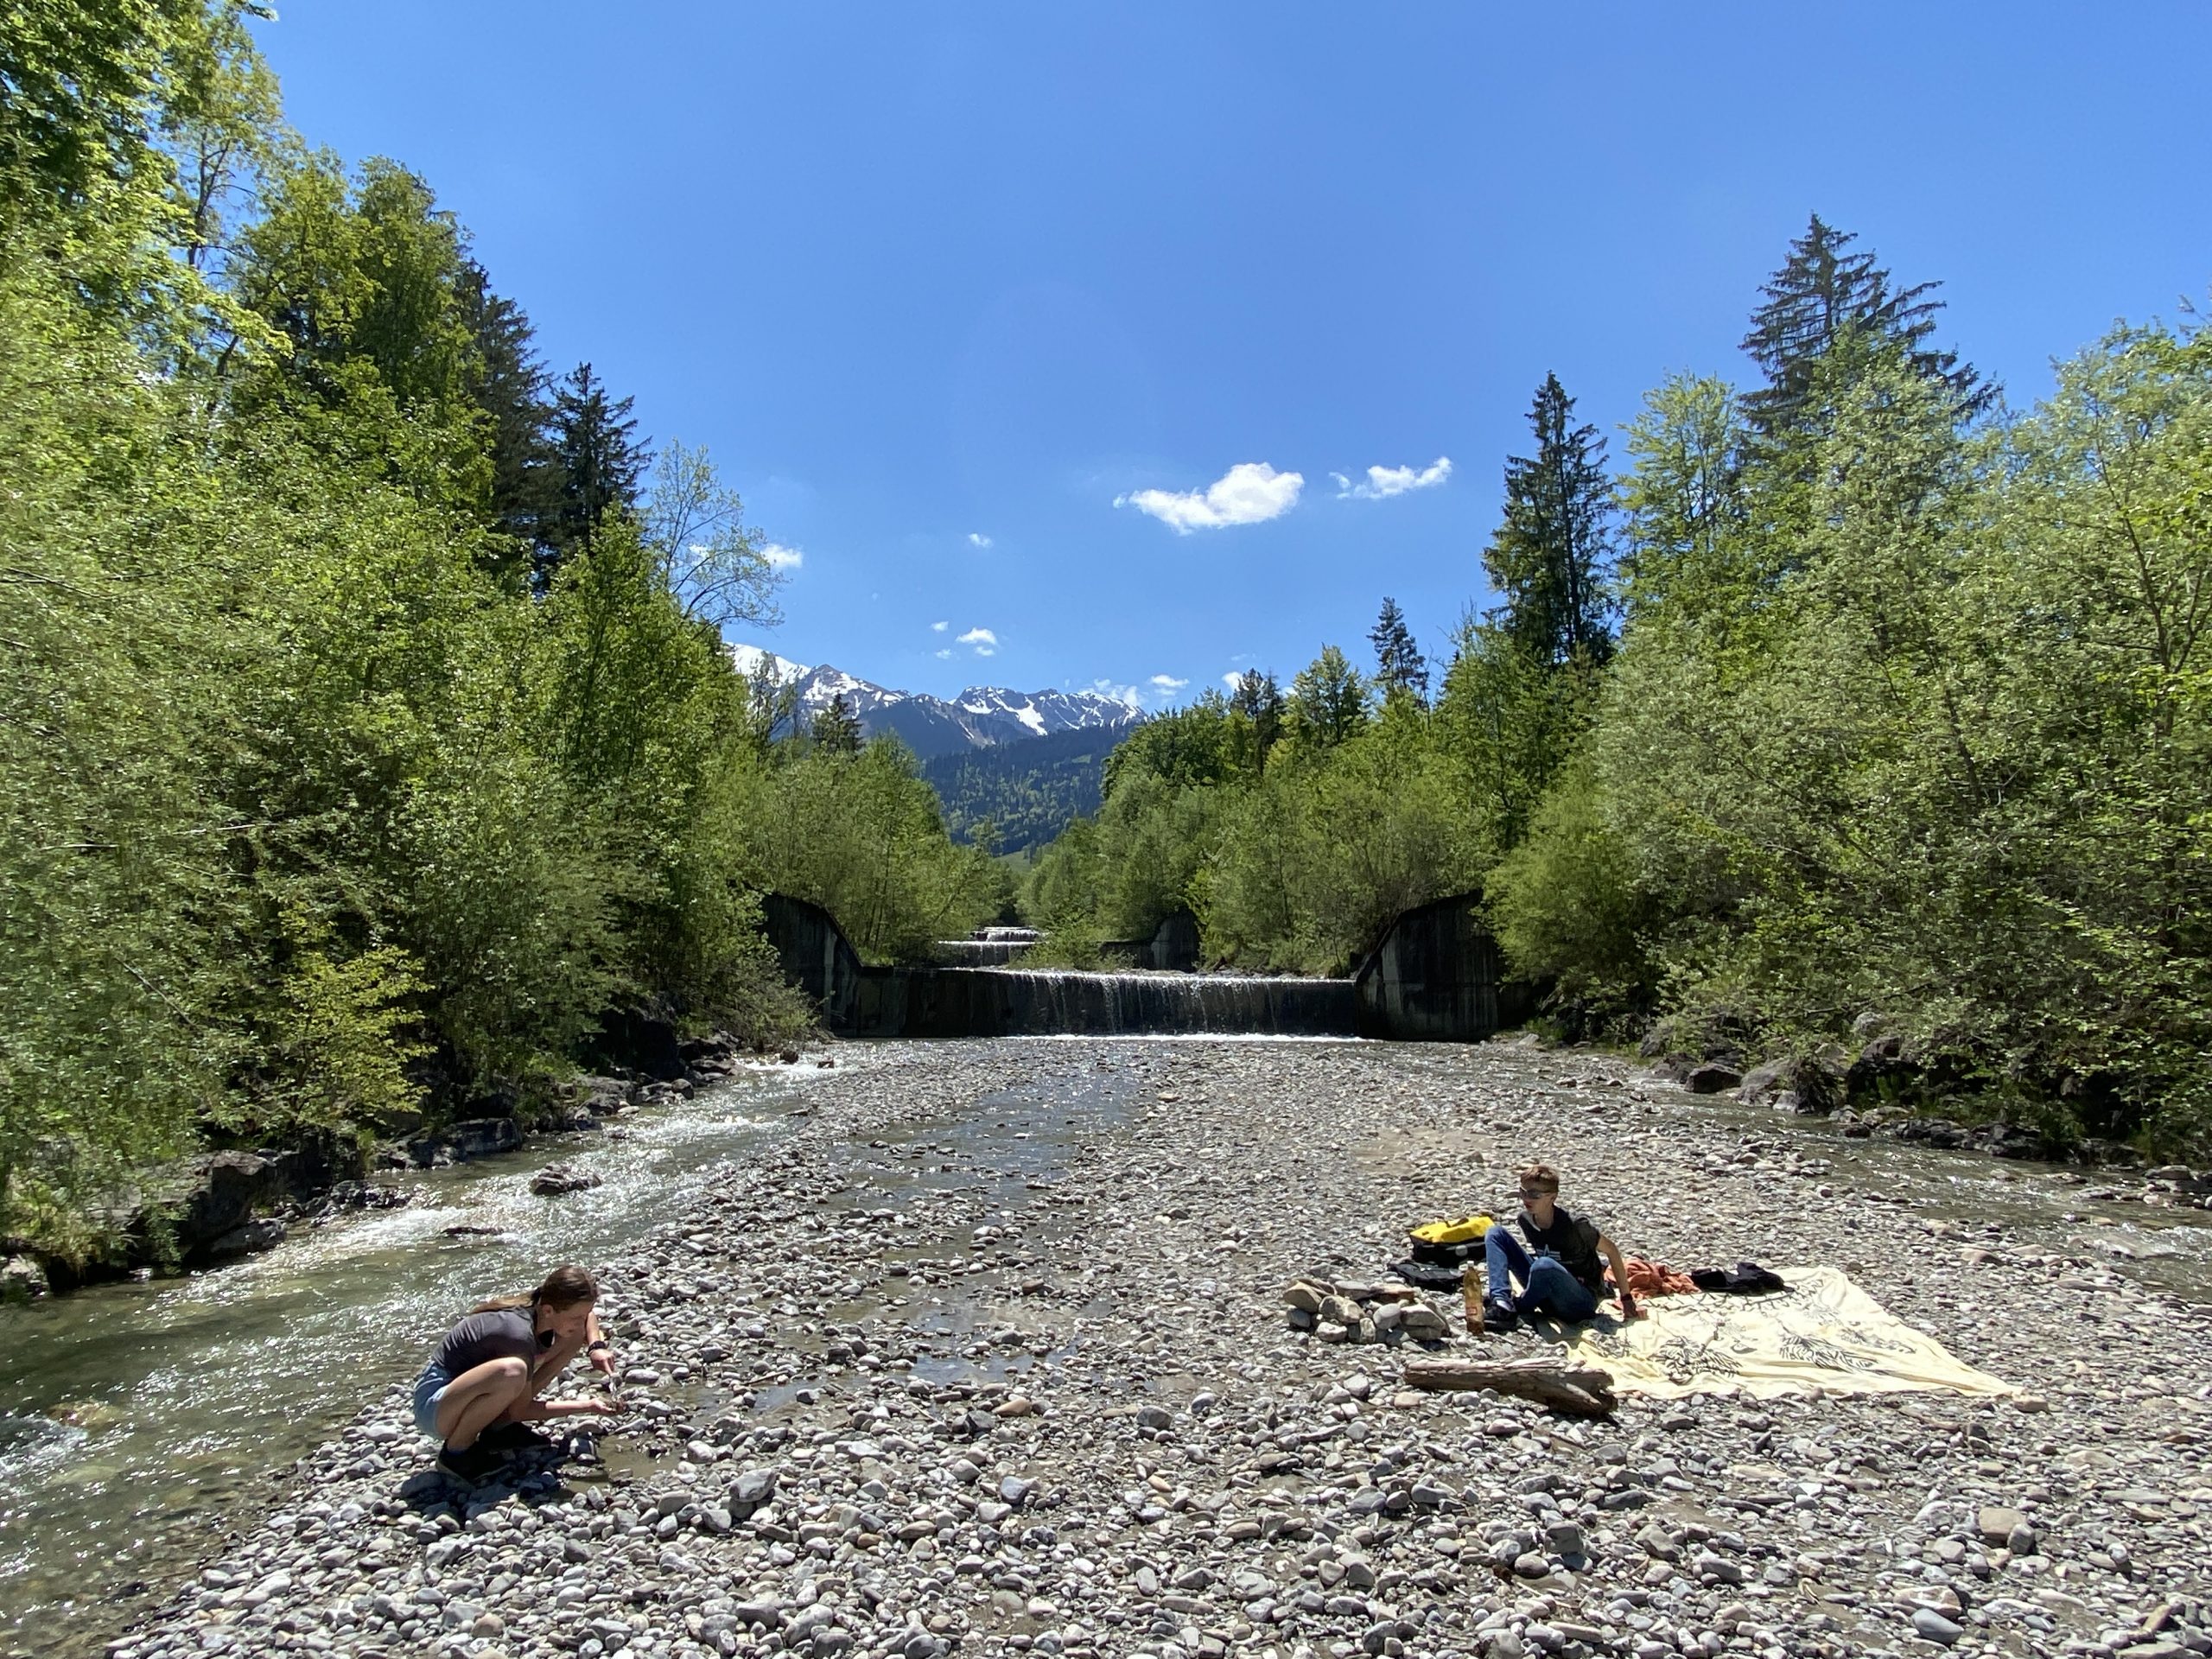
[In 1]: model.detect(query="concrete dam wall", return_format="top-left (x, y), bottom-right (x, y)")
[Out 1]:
top-left (761, 892), bottom-right (1520, 1042)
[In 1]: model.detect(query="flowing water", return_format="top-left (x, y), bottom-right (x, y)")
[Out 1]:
top-left (913, 968), bottom-right (1357, 1036)
top-left (0, 1058), bottom-right (824, 1658)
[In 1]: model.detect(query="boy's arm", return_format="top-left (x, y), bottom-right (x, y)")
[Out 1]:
top-left (1598, 1233), bottom-right (1641, 1318)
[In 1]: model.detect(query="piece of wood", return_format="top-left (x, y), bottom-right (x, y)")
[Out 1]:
top-left (1398, 1357), bottom-right (1618, 1416)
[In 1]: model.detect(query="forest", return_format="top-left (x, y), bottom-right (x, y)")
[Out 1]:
top-left (1025, 224), bottom-right (2212, 1155)
top-left (0, 3), bottom-right (997, 1258)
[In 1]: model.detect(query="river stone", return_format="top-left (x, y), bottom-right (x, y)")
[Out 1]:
top-left (1978, 1505), bottom-right (2030, 1547)
top-left (529, 1163), bottom-right (602, 1196)
top-left (1912, 1607), bottom-right (1966, 1645)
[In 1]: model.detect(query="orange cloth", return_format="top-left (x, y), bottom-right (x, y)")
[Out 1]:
top-left (1609, 1255), bottom-right (1700, 1299)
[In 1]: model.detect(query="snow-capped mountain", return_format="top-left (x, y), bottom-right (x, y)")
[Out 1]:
top-left (728, 645), bottom-right (1141, 760)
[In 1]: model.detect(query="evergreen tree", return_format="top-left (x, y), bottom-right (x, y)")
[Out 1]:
top-left (456, 260), bottom-right (553, 575)
top-left (810, 692), bottom-right (863, 754)
top-left (1368, 597), bottom-right (1428, 702)
top-left (1741, 214), bottom-right (1986, 447)
top-left (543, 361), bottom-right (647, 578)
top-left (1484, 373), bottom-right (1618, 668)
top-left (1229, 669), bottom-right (1287, 764)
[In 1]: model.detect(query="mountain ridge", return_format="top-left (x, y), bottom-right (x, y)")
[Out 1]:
top-left (729, 645), bottom-right (1140, 760)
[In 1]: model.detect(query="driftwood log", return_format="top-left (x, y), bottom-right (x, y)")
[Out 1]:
top-left (1399, 1357), bottom-right (1618, 1416)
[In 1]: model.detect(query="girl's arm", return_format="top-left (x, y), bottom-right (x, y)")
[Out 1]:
top-left (586, 1308), bottom-right (618, 1378)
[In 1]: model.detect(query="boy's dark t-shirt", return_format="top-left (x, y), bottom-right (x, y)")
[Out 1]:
top-left (1516, 1205), bottom-right (1606, 1292)
top-left (434, 1308), bottom-right (540, 1377)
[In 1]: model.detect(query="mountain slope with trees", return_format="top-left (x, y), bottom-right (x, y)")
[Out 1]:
top-left (921, 722), bottom-right (1140, 853)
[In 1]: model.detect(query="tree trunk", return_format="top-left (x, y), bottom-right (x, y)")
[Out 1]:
top-left (1398, 1357), bottom-right (1618, 1416)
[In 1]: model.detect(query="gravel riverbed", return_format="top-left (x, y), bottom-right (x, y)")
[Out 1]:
top-left (106, 1037), bottom-right (2212, 1659)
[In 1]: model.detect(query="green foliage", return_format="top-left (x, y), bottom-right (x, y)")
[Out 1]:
top-left (0, 7), bottom-right (895, 1260)
top-left (809, 693), bottom-right (863, 755)
top-left (1027, 689), bottom-right (1484, 976)
top-left (1286, 645), bottom-right (1370, 751)
top-left (735, 740), bottom-right (1001, 963)
top-left (1483, 755), bottom-right (1652, 1023)
top-left (1103, 694), bottom-right (1247, 796)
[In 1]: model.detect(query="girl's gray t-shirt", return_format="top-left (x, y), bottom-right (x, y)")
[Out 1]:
top-left (433, 1308), bottom-right (538, 1376)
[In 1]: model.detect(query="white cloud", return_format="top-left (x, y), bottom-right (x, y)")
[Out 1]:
top-left (958, 626), bottom-right (997, 658)
top-left (968, 531), bottom-right (993, 549)
top-left (760, 542), bottom-right (804, 570)
top-left (1115, 461), bottom-right (1304, 533)
top-left (935, 648), bottom-right (952, 660)
top-left (1090, 678), bottom-right (1144, 709)
top-left (1222, 671), bottom-right (1243, 690)
top-left (1337, 456), bottom-right (1452, 500)
top-left (1149, 674), bottom-right (1188, 693)
top-left (931, 620), bottom-right (948, 632)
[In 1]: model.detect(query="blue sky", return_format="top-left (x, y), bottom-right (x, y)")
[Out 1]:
top-left (257, 4), bottom-right (2212, 708)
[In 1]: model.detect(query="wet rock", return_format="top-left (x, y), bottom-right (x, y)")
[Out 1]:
top-left (404, 1116), bottom-right (522, 1166)
top-left (1682, 1063), bottom-right (1742, 1096)
top-left (2, 1255), bottom-right (50, 1299)
top-left (205, 1217), bottom-right (287, 1257)
top-left (528, 1163), bottom-right (602, 1197)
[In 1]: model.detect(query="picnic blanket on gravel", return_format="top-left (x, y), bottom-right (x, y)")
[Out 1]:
top-left (1557, 1266), bottom-right (2013, 1401)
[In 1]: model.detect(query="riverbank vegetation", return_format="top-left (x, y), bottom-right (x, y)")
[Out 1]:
top-left (1027, 224), bottom-right (2212, 1154)
top-left (0, 3), bottom-right (989, 1259)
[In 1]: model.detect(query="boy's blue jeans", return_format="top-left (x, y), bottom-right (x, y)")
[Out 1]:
top-left (1484, 1224), bottom-right (1599, 1321)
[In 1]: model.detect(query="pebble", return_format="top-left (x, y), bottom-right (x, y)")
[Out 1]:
top-left (106, 1038), bottom-right (2212, 1659)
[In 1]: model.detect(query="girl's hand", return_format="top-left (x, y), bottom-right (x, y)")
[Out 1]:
top-left (589, 1344), bottom-right (617, 1378)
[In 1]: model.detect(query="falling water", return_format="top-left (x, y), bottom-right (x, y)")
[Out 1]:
top-left (931, 939), bottom-right (1037, 967)
top-left (891, 968), bottom-right (1357, 1037)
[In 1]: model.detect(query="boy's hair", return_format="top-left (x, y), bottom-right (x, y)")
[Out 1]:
top-left (1517, 1163), bottom-right (1561, 1195)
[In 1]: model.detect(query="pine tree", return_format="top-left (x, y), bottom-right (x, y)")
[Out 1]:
top-left (542, 361), bottom-right (647, 580)
top-left (1368, 597), bottom-right (1428, 702)
top-left (1741, 214), bottom-right (1986, 446)
top-left (455, 261), bottom-right (553, 578)
top-left (1484, 373), bottom-right (1618, 668)
top-left (811, 692), bottom-right (863, 755)
top-left (1229, 669), bottom-right (1287, 765)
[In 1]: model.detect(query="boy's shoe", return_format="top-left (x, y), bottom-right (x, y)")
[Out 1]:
top-left (479, 1421), bottom-right (555, 1455)
top-left (1483, 1299), bottom-right (1519, 1336)
top-left (435, 1440), bottom-right (507, 1485)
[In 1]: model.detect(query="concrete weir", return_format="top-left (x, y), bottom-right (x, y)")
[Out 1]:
top-left (761, 892), bottom-right (1518, 1042)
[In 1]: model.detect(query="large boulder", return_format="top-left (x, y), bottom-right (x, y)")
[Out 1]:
top-left (1681, 1062), bottom-right (1742, 1096)
top-left (1847, 1031), bottom-right (1916, 1098)
top-left (404, 1117), bottom-right (524, 1167)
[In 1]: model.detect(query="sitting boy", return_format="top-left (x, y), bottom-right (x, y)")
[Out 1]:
top-left (1483, 1163), bottom-right (1638, 1333)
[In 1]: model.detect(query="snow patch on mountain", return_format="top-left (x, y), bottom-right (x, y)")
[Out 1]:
top-left (727, 645), bottom-right (1141, 759)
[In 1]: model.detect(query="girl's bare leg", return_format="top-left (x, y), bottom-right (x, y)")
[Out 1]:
top-left (431, 1357), bottom-right (532, 1450)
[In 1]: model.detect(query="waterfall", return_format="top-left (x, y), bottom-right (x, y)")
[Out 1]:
top-left (931, 939), bottom-right (1036, 967)
top-left (886, 968), bottom-right (1357, 1039)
